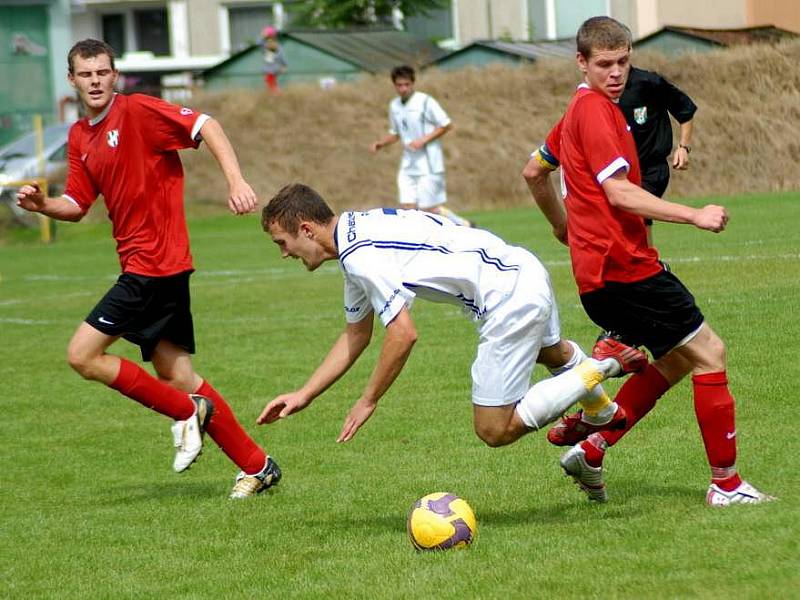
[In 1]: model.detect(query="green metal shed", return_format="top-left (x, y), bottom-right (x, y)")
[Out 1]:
top-left (201, 29), bottom-right (448, 91)
top-left (424, 39), bottom-right (574, 71)
top-left (634, 25), bottom-right (798, 56)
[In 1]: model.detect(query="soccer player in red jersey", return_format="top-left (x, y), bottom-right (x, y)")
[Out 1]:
top-left (523, 17), bottom-right (773, 506)
top-left (16, 39), bottom-right (280, 499)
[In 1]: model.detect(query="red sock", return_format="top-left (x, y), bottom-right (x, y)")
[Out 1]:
top-left (581, 433), bottom-right (607, 467)
top-left (693, 371), bottom-right (739, 488)
top-left (600, 364), bottom-right (671, 446)
top-left (195, 380), bottom-right (267, 475)
top-left (109, 358), bottom-right (194, 420)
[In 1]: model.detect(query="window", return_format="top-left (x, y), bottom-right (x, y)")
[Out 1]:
top-left (134, 8), bottom-right (170, 56)
top-left (102, 13), bottom-right (126, 54)
top-left (229, 4), bottom-right (274, 52)
top-left (404, 1), bottom-right (453, 42)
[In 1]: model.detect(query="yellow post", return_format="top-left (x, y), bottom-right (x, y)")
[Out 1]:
top-left (33, 114), bottom-right (53, 244)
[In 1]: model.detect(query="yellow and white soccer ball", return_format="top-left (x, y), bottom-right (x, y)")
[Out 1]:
top-left (407, 492), bottom-right (477, 551)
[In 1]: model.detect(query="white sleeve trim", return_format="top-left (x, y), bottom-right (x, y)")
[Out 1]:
top-left (191, 114), bottom-right (211, 141)
top-left (62, 194), bottom-right (81, 207)
top-left (596, 157), bottom-right (629, 185)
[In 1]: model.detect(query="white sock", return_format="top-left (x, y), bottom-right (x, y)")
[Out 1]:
top-left (515, 360), bottom-right (607, 430)
top-left (549, 340), bottom-right (612, 421)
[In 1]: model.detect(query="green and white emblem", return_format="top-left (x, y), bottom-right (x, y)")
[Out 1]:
top-left (633, 106), bottom-right (648, 125)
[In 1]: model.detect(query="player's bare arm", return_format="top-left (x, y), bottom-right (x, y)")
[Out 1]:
top-left (370, 133), bottom-right (400, 153)
top-left (522, 156), bottom-right (568, 245)
top-left (602, 172), bottom-right (728, 232)
top-left (337, 307), bottom-right (417, 443)
top-left (16, 183), bottom-right (84, 222)
top-left (199, 117), bottom-right (257, 215)
top-left (408, 123), bottom-right (452, 152)
top-left (257, 315), bottom-right (374, 424)
top-left (673, 120), bottom-right (694, 170)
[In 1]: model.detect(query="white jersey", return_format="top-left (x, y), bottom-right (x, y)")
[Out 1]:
top-left (336, 208), bottom-right (535, 327)
top-left (388, 92), bottom-right (450, 175)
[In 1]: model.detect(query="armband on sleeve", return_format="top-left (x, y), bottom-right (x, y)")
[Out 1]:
top-left (531, 144), bottom-right (559, 171)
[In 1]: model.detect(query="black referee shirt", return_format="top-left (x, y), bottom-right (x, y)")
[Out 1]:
top-left (618, 67), bottom-right (697, 168)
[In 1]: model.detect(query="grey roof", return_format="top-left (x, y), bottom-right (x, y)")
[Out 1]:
top-left (288, 29), bottom-right (448, 72)
top-left (427, 38), bottom-right (575, 65)
top-left (634, 25), bottom-right (798, 48)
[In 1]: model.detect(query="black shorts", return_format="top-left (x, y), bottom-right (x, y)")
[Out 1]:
top-left (86, 271), bottom-right (196, 361)
top-left (641, 162), bottom-right (670, 225)
top-left (579, 270), bottom-right (704, 360)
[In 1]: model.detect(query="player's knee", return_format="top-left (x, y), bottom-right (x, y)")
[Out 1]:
top-left (66, 345), bottom-right (97, 379)
top-left (158, 372), bottom-right (196, 393)
top-left (474, 422), bottom-right (510, 447)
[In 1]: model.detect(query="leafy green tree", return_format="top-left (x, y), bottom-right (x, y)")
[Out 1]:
top-left (288, 0), bottom-right (449, 29)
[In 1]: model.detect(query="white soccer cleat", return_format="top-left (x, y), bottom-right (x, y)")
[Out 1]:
top-left (229, 457), bottom-right (282, 499)
top-left (560, 443), bottom-right (607, 502)
top-left (171, 394), bottom-right (214, 473)
top-left (706, 481), bottom-right (776, 507)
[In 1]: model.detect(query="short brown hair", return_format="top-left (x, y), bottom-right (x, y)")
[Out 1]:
top-left (262, 183), bottom-right (335, 234)
top-left (576, 17), bottom-right (631, 58)
top-left (68, 39), bottom-right (116, 74)
top-left (391, 65), bottom-right (415, 83)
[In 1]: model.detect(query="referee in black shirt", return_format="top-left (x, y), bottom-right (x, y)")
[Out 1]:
top-left (619, 66), bottom-right (697, 243)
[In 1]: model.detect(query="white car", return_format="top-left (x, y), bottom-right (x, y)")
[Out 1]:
top-left (0, 122), bottom-right (72, 225)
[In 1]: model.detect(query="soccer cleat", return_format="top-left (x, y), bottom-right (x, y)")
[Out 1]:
top-left (171, 394), bottom-right (214, 473)
top-left (592, 332), bottom-right (648, 377)
top-left (546, 405), bottom-right (627, 447)
top-left (229, 456), bottom-right (282, 499)
top-left (560, 444), bottom-right (607, 502)
top-left (706, 481), bottom-right (776, 507)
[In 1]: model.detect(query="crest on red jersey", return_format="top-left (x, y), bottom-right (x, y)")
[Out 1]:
top-left (107, 129), bottom-right (119, 148)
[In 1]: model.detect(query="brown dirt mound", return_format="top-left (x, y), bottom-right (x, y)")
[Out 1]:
top-left (181, 39), bottom-right (800, 214)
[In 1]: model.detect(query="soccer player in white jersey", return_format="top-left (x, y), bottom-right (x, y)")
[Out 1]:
top-left (369, 65), bottom-right (473, 227)
top-left (257, 184), bottom-right (646, 499)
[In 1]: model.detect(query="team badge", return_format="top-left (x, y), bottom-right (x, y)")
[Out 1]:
top-left (107, 129), bottom-right (119, 147)
top-left (180, 107), bottom-right (193, 116)
top-left (633, 106), bottom-right (648, 125)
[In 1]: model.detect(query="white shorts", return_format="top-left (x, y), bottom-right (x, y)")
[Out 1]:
top-left (397, 171), bottom-right (447, 209)
top-left (471, 255), bottom-right (561, 407)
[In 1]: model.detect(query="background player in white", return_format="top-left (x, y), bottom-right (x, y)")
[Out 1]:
top-left (369, 65), bottom-right (473, 227)
top-left (256, 184), bottom-right (645, 492)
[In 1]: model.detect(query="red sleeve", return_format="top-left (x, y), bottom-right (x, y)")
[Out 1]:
top-left (544, 117), bottom-right (563, 162)
top-left (62, 125), bottom-right (97, 212)
top-left (575, 95), bottom-right (630, 183)
top-left (129, 94), bottom-right (205, 152)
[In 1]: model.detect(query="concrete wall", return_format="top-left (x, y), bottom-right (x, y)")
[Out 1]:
top-left (455, 0), bottom-right (528, 43)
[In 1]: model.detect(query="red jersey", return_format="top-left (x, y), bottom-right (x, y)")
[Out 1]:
top-left (549, 85), bottom-right (661, 294)
top-left (64, 93), bottom-right (208, 276)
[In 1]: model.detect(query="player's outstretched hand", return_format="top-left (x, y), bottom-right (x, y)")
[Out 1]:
top-left (693, 204), bottom-right (729, 233)
top-left (16, 182), bottom-right (45, 213)
top-left (257, 391), bottom-right (311, 424)
top-left (228, 179), bottom-right (258, 215)
top-left (337, 397), bottom-right (377, 443)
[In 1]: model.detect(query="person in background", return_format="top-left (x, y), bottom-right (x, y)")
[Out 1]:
top-left (370, 65), bottom-right (473, 227)
top-left (261, 26), bottom-right (287, 95)
top-left (619, 64), bottom-right (697, 245)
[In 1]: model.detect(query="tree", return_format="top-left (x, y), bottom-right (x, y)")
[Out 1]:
top-left (288, 0), bottom-right (449, 29)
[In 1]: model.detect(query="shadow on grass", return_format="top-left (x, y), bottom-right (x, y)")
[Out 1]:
top-left (99, 479), bottom-right (280, 504)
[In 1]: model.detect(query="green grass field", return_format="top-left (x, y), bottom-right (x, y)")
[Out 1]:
top-left (2, 192), bottom-right (798, 599)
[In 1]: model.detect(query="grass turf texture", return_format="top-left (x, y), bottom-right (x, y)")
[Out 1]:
top-left (1, 192), bottom-right (798, 598)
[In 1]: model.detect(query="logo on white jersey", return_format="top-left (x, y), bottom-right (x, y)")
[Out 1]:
top-left (107, 129), bottom-right (119, 147)
top-left (180, 107), bottom-right (193, 116)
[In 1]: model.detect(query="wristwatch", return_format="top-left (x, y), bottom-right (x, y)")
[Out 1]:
top-left (679, 144), bottom-right (692, 153)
